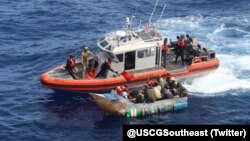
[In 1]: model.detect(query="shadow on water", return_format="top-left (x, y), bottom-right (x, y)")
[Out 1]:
top-left (40, 91), bottom-right (130, 133)
top-left (42, 92), bottom-right (97, 120)
top-left (52, 90), bottom-right (91, 96)
top-left (94, 116), bottom-right (126, 129)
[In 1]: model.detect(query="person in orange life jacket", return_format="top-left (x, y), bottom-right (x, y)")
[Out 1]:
top-left (116, 85), bottom-right (129, 97)
top-left (121, 84), bottom-right (129, 93)
top-left (175, 35), bottom-right (185, 66)
top-left (147, 80), bottom-right (155, 89)
top-left (122, 84), bottom-right (139, 102)
top-left (161, 39), bottom-right (170, 68)
top-left (116, 86), bottom-right (122, 96)
top-left (65, 55), bottom-right (77, 79)
top-left (96, 58), bottom-right (118, 78)
top-left (119, 85), bottom-right (129, 99)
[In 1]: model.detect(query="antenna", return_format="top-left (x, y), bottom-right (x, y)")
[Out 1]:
top-left (139, 20), bottom-right (142, 30)
top-left (156, 3), bottom-right (166, 30)
top-left (130, 16), bottom-right (135, 31)
top-left (134, 0), bottom-right (140, 19)
top-left (131, 0), bottom-right (140, 30)
top-left (148, 0), bottom-right (159, 28)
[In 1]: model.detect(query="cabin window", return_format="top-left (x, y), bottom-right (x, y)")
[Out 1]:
top-left (116, 53), bottom-right (124, 62)
top-left (125, 51), bottom-right (135, 70)
top-left (137, 48), bottom-right (155, 58)
top-left (100, 40), bottom-right (109, 47)
top-left (103, 51), bottom-right (119, 63)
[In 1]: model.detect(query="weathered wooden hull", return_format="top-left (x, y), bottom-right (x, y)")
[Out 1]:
top-left (90, 93), bottom-right (188, 117)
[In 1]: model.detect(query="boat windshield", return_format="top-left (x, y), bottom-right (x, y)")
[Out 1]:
top-left (100, 40), bottom-right (109, 48)
top-left (103, 50), bottom-right (119, 63)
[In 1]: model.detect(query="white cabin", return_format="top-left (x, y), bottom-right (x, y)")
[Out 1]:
top-left (96, 18), bottom-right (164, 77)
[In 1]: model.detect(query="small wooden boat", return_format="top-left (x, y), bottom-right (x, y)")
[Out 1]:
top-left (90, 93), bottom-right (187, 117)
top-left (90, 88), bottom-right (188, 117)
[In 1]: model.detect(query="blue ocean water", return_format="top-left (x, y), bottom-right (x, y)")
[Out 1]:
top-left (0, 0), bottom-right (250, 140)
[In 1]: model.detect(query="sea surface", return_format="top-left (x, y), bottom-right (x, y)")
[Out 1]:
top-left (0, 0), bottom-right (250, 140)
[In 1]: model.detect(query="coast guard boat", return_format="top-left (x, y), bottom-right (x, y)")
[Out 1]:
top-left (40, 4), bottom-right (219, 93)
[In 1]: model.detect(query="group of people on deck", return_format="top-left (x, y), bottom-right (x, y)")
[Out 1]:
top-left (65, 46), bottom-right (96, 80)
top-left (115, 75), bottom-right (187, 104)
top-left (66, 33), bottom-right (208, 80)
top-left (161, 34), bottom-right (209, 67)
top-left (65, 46), bottom-right (117, 79)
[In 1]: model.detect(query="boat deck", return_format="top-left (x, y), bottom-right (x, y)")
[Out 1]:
top-left (47, 51), bottom-right (190, 80)
top-left (46, 47), bottom-right (213, 80)
top-left (164, 50), bottom-right (188, 73)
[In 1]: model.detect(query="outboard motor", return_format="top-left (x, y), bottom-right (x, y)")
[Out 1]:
top-left (208, 50), bottom-right (216, 59)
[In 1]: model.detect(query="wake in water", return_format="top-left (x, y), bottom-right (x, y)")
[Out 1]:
top-left (159, 15), bottom-right (250, 95)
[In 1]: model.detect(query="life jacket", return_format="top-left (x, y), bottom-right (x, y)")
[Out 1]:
top-left (148, 80), bottom-right (155, 88)
top-left (193, 58), bottom-right (202, 63)
top-left (178, 38), bottom-right (185, 47)
top-left (162, 44), bottom-right (169, 52)
top-left (116, 86), bottom-right (122, 96)
top-left (121, 85), bottom-right (129, 93)
top-left (84, 67), bottom-right (97, 79)
top-left (104, 60), bottom-right (111, 69)
top-left (121, 70), bottom-right (134, 81)
top-left (68, 58), bottom-right (76, 68)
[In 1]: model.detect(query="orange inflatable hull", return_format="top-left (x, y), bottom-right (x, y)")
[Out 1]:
top-left (41, 58), bottom-right (219, 92)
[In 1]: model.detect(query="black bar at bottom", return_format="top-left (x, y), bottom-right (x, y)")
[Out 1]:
top-left (123, 125), bottom-right (250, 141)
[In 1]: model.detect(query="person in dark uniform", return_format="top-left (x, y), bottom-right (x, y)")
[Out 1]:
top-left (96, 58), bottom-right (118, 78)
top-left (185, 34), bottom-right (193, 58)
top-left (185, 34), bottom-right (193, 45)
top-left (175, 35), bottom-right (185, 66)
top-left (65, 55), bottom-right (77, 79)
top-left (174, 36), bottom-right (180, 64)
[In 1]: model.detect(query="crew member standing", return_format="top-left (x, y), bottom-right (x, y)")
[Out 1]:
top-left (81, 46), bottom-right (94, 78)
top-left (175, 35), bottom-right (185, 66)
top-left (162, 39), bottom-right (169, 68)
top-left (65, 55), bottom-right (77, 79)
top-left (96, 58), bottom-right (118, 78)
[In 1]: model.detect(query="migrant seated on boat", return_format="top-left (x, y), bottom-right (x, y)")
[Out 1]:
top-left (90, 77), bottom-right (188, 117)
top-left (116, 76), bottom-right (187, 104)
